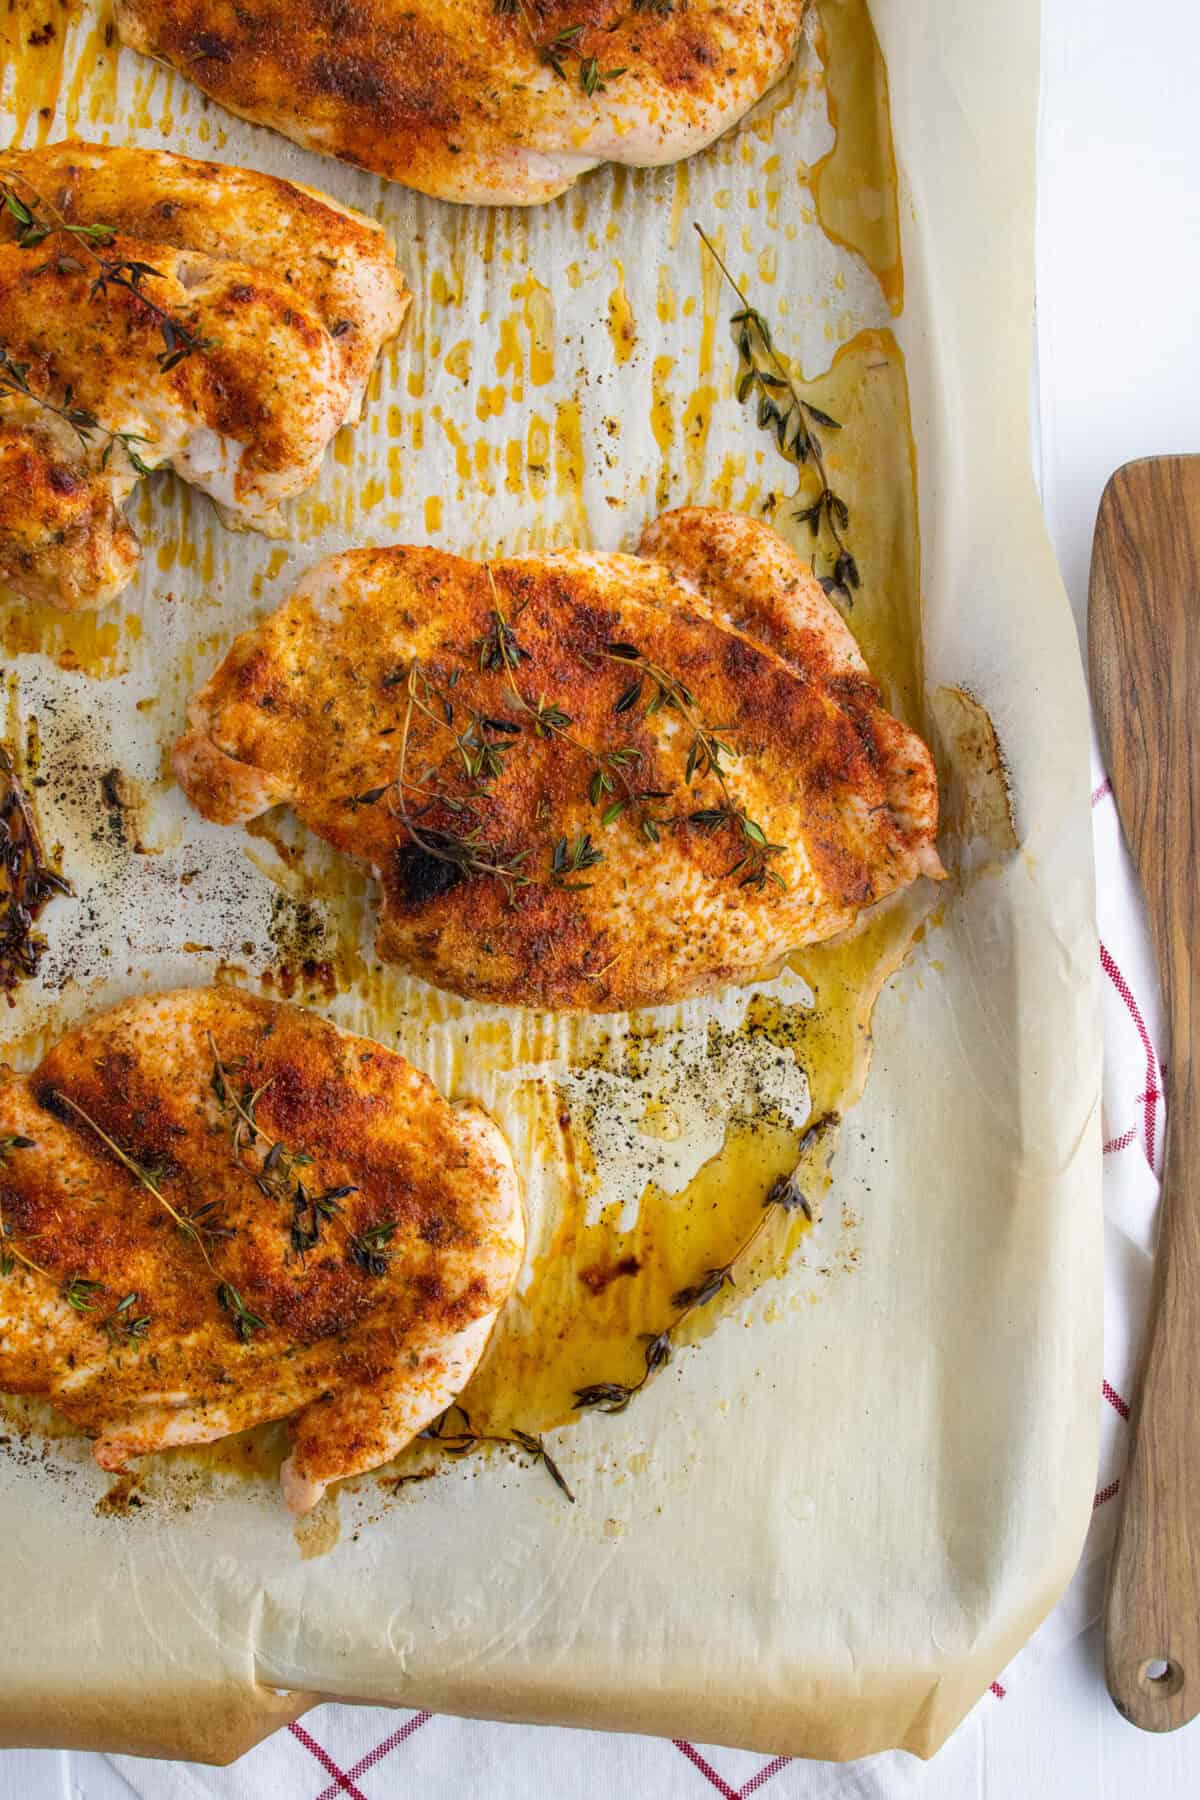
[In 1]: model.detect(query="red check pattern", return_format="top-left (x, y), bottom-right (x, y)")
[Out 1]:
top-left (102, 762), bottom-right (1158, 1799)
top-left (288, 1713), bottom-right (432, 1799)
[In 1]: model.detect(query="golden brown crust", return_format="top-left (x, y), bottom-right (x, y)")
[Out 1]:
top-left (0, 140), bottom-right (409, 610)
top-left (175, 509), bottom-right (943, 1011)
top-left (0, 989), bottom-right (523, 1506)
top-left (0, 420), bottom-right (139, 610)
top-left (114, 0), bottom-right (808, 203)
top-left (0, 140), bottom-right (409, 405)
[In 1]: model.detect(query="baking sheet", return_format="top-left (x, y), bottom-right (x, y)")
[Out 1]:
top-left (0, 0), bottom-right (1101, 1765)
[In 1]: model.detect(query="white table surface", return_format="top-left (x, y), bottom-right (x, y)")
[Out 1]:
top-left (3, 0), bottom-right (1199, 1792)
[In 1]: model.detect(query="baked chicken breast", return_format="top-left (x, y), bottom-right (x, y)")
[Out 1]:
top-left (0, 988), bottom-right (523, 1512)
top-left (113, 0), bottom-right (810, 205)
top-left (175, 508), bottom-right (943, 1012)
top-left (0, 141), bottom-right (409, 611)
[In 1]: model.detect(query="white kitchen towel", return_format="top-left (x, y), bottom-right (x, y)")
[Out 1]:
top-left (95, 741), bottom-right (1159, 1799)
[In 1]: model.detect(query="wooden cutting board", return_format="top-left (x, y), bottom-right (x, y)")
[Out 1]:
top-left (1090, 454), bottom-right (1200, 1732)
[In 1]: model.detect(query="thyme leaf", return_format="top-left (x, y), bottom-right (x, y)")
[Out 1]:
top-left (62, 1274), bottom-right (102, 1313)
top-left (348, 1217), bottom-right (397, 1278)
top-left (216, 1280), bottom-right (266, 1342)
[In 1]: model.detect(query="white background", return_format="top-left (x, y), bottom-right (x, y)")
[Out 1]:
top-left (2, 0), bottom-right (1199, 1791)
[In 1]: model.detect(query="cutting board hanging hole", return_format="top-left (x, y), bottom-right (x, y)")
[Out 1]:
top-left (1139, 1659), bottom-right (1184, 1698)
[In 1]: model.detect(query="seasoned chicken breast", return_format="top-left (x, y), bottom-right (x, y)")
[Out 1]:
top-left (0, 141), bottom-right (409, 611)
top-left (113, 0), bottom-right (810, 205)
top-left (174, 509), bottom-right (943, 1012)
top-left (0, 988), bottom-right (523, 1513)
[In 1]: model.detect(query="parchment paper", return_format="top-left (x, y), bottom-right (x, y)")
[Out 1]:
top-left (0, 0), bottom-right (1101, 1765)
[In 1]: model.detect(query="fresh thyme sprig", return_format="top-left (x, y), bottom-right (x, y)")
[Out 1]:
top-left (423, 1403), bottom-right (575, 1503)
top-left (574, 1113), bottom-right (838, 1415)
top-left (481, 566), bottom-right (660, 842)
top-left (493, 2), bottom-right (626, 95)
top-left (1, 744), bottom-right (70, 994)
top-left (0, 344), bottom-right (154, 476)
top-left (600, 644), bottom-right (786, 888)
top-left (353, 569), bottom-right (787, 895)
top-left (369, 660), bottom-right (536, 899)
top-left (695, 224), bottom-right (860, 606)
top-left (52, 1089), bottom-right (229, 1269)
top-left (210, 1037), bottom-right (383, 1275)
top-left (0, 169), bottom-right (218, 373)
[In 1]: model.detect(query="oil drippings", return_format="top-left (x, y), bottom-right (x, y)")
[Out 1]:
top-left (607, 264), bottom-right (637, 366)
top-left (811, 0), bottom-right (903, 314)
top-left (0, 593), bottom-right (128, 676)
top-left (0, 0), bottom-right (76, 142)
top-left (463, 1104), bottom-right (813, 1437)
top-left (454, 884), bottom-right (927, 1447)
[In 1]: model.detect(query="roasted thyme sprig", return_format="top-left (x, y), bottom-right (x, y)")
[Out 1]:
top-left (600, 644), bottom-right (786, 888)
top-left (52, 1089), bottom-right (229, 1269)
top-left (0, 169), bottom-right (218, 372)
top-left (359, 640), bottom-right (620, 893)
top-left (345, 1218), bottom-right (395, 1277)
top-left (423, 1403), bottom-right (575, 1503)
top-left (405, 656), bottom-right (522, 794)
top-left (1, 744), bottom-right (70, 994)
top-left (0, 344), bottom-right (154, 475)
top-left (574, 1113), bottom-right (839, 1415)
top-left (208, 1040), bottom-right (276, 1161)
top-left (695, 225), bottom-right (860, 605)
